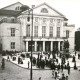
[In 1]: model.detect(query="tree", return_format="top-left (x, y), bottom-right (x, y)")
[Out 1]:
top-left (63, 40), bottom-right (69, 52)
top-left (20, 5), bottom-right (30, 11)
top-left (63, 40), bottom-right (69, 49)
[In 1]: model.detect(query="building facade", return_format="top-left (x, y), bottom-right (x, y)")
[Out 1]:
top-left (75, 28), bottom-right (80, 51)
top-left (0, 2), bottom-right (75, 52)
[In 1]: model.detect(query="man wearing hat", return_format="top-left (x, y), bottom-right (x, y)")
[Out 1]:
top-left (54, 68), bottom-right (58, 79)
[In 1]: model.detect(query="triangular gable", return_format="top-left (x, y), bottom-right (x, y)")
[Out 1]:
top-left (22, 2), bottom-right (65, 17)
top-left (1, 2), bottom-right (23, 11)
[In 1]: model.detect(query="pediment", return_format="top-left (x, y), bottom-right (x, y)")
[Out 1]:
top-left (22, 3), bottom-right (64, 17)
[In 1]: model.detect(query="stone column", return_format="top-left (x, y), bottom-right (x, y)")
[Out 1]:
top-left (26, 41), bottom-right (28, 52)
top-left (43, 41), bottom-right (45, 52)
top-left (58, 41), bottom-right (60, 51)
top-left (35, 41), bottom-right (37, 51)
top-left (51, 41), bottom-right (53, 51)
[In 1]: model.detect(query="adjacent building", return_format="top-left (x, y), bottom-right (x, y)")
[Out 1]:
top-left (0, 2), bottom-right (75, 52)
top-left (75, 28), bottom-right (80, 51)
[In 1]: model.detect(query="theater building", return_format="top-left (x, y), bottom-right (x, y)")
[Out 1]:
top-left (0, 2), bottom-right (75, 52)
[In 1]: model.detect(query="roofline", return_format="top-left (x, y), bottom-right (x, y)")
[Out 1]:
top-left (67, 24), bottom-right (75, 27)
top-left (0, 9), bottom-right (22, 17)
top-left (33, 2), bottom-right (65, 16)
top-left (1, 2), bottom-right (23, 9)
top-left (20, 13), bottom-right (65, 18)
top-left (22, 2), bottom-right (65, 17)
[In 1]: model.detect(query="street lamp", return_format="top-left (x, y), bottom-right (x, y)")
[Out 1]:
top-left (30, 6), bottom-right (33, 80)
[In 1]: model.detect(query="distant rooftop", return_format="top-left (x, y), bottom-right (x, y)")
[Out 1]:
top-left (0, 9), bottom-right (22, 16)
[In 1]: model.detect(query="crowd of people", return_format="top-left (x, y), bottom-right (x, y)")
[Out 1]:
top-left (29, 50), bottom-right (78, 80)
top-left (1, 49), bottom-right (79, 80)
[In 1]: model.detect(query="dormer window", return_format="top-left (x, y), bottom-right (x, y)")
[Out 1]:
top-left (41, 8), bottom-right (48, 13)
top-left (15, 6), bottom-right (20, 11)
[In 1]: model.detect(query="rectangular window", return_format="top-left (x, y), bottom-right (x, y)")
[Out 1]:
top-left (66, 30), bottom-right (69, 38)
top-left (57, 27), bottom-right (60, 37)
top-left (34, 26), bottom-right (38, 37)
top-left (35, 17), bottom-right (38, 22)
top-left (11, 42), bottom-right (15, 49)
top-left (26, 25), bottom-right (30, 37)
top-left (11, 28), bottom-right (15, 36)
top-left (49, 26), bottom-right (53, 37)
top-left (42, 26), bottom-right (46, 37)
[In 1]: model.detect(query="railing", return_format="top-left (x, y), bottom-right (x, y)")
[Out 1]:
top-left (23, 36), bottom-right (67, 39)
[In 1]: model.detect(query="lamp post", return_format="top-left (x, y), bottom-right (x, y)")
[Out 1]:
top-left (30, 6), bottom-right (33, 80)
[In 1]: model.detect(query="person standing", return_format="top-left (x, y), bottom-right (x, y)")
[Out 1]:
top-left (52, 70), bottom-right (54, 78)
top-left (67, 65), bottom-right (70, 75)
top-left (62, 73), bottom-right (66, 80)
top-left (75, 50), bottom-right (76, 56)
top-left (66, 74), bottom-right (68, 80)
top-left (28, 61), bottom-right (29, 69)
top-left (39, 77), bottom-right (41, 80)
top-left (61, 63), bottom-right (64, 72)
top-left (67, 61), bottom-right (69, 68)
top-left (57, 63), bottom-right (60, 71)
top-left (1, 58), bottom-right (5, 70)
top-left (54, 68), bottom-right (58, 79)
top-left (7, 55), bottom-right (10, 61)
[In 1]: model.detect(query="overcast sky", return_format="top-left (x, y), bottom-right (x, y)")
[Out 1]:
top-left (0, 0), bottom-right (80, 30)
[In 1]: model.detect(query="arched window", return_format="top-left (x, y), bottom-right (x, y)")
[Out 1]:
top-left (41, 8), bottom-right (48, 13)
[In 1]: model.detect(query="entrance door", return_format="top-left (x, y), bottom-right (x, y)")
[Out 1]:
top-left (45, 41), bottom-right (50, 52)
top-left (37, 41), bottom-right (43, 51)
top-left (53, 41), bottom-right (58, 51)
top-left (28, 41), bottom-right (35, 51)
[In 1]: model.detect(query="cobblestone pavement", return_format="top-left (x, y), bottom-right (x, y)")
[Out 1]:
top-left (0, 55), bottom-right (80, 80)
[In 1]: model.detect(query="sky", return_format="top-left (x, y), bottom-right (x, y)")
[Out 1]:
top-left (0, 0), bottom-right (80, 30)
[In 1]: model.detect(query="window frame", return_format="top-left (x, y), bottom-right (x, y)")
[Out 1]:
top-left (42, 26), bottom-right (46, 38)
top-left (11, 42), bottom-right (15, 49)
top-left (49, 26), bottom-right (53, 37)
top-left (26, 24), bottom-right (30, 37)
top-left (57, 27), bottom-right (60, 37)
top-left (34, 26), bottom-right (38, 37)
top-left (11, 28), bottom-right (15, 36)
top-left (66, 30), bottom-right (69, 38)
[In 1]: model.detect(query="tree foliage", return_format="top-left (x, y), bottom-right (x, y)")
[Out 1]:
top-left (63, 40), bottom-right (69, 49)
top-left (20, 5), bottom-right (30, 11)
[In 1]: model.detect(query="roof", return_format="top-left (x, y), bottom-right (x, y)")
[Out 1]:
top-left (67, 24), bottom-right (75, 27)
top-left (64, 17), bottom-right (68, 21)
top-left (34, 2), bottom-right (65, 16)
top-left (0, 9), bottom-right (22, 16)
top-left (22, 2), bottom-right (65, 17)
top-left (1, 2), bottom-right (23, 10)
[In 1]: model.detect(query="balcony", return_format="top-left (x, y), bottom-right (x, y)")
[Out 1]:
top-left (23, 36), bottom-right (67, 40)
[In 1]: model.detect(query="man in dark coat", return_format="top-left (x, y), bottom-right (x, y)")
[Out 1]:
top-left (62, 73), bottom-right (66, 80)
top-left (61, 63), bottom-right (64, 72)
top-left (67, 65), bottom-right (70, 75)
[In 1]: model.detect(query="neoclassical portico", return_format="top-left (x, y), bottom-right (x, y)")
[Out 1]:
top-left (25, 40), bottom-right (63, 52)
